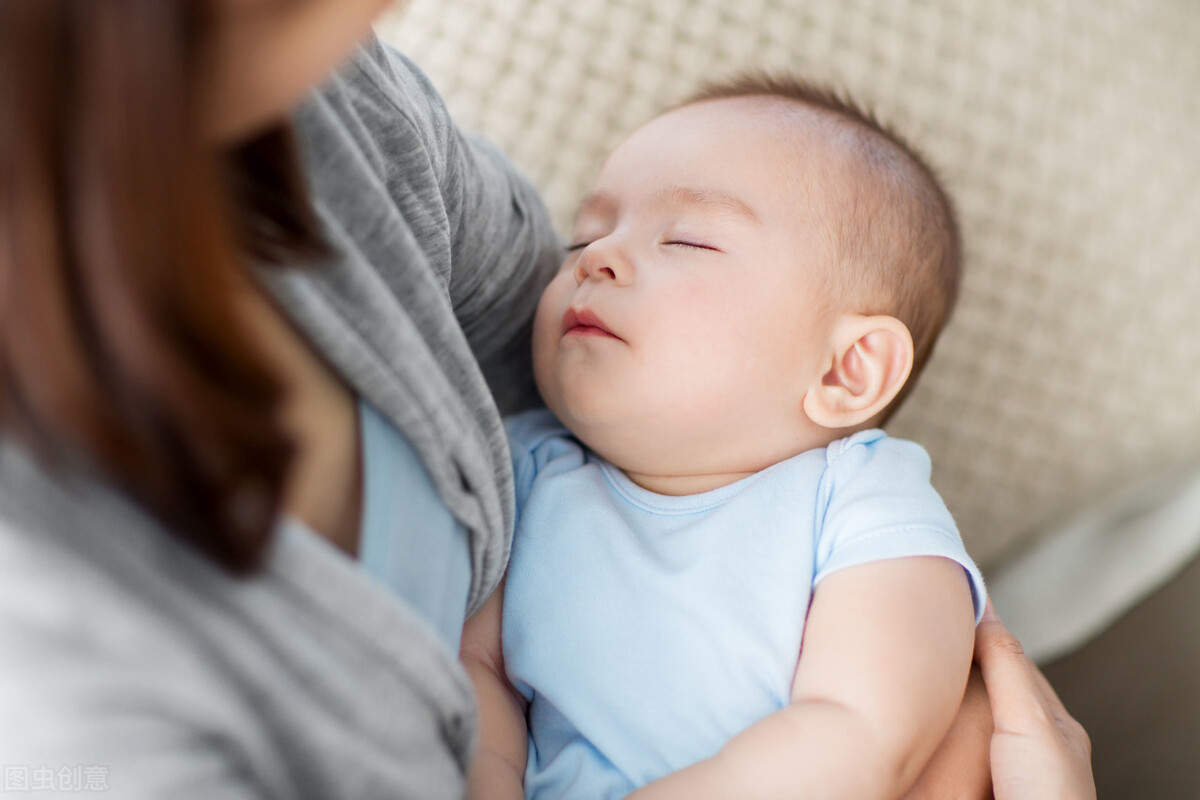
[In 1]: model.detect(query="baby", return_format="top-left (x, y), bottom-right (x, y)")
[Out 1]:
top-left (463, 75), bottom-right (986, 800)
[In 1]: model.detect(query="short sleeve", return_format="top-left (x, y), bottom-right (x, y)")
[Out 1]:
top-left (814, 431), bottom-right (987, 622)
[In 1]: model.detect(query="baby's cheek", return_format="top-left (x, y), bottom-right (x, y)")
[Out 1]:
top-left (532, 278), bottom-right (565, 340)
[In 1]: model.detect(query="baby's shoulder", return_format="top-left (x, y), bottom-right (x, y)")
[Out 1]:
top-left (743, 432), bottom-right (933, 514)
top-left (822, 429), bottom-right (933, 480)
top-left (504, 409), bottom-right (589, 508)
top-left (504, 408), bottom-right (575, 457)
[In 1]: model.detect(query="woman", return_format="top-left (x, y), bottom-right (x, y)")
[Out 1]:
top-left (0, 1), bottom-right (1091, 797)
top-left (2, 0), bottom-right (557, 796)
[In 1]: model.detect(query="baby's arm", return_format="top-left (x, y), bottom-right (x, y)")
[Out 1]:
top-left (461, 577), bottom-right (529, 800)
top-left (626, 556), bottom-right (975, 800)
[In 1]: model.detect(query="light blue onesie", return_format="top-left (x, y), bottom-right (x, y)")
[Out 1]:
top-left (502, 409), bottom-right (987, 800)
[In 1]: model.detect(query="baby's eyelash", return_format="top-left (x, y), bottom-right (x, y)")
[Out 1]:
top-left (664, 240), bottom-right (719, 252)
top-left (565, 240), bottom-right (720, 253)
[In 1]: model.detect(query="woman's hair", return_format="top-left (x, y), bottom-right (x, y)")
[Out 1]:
top-left (0, 0), bottom-right (328, 573)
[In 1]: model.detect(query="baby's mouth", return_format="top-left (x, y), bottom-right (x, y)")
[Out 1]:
top-left (561, 307), bottom-right (621, 340)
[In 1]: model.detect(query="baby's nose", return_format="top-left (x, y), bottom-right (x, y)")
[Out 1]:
top-left (573, 241), bottom-right (632, 285)
top-left (574, 260), bottom-right (617, 284)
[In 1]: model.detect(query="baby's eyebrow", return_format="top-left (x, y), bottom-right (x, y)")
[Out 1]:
top-left (572, 187), bottom-right (764, 226)
top-left (658, 185), bottom-right (763, 225)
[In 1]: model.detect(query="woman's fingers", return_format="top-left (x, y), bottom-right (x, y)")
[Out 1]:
top-left (1028, 657), bottom-right (1071, 720)
top-left (975, 602), bottom-right (1097, 800)
top-left (975, 606), bottom-right (1052, 733)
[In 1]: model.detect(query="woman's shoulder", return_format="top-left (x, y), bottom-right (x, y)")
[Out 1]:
top-left (298, 32), bottom-right (454, 179)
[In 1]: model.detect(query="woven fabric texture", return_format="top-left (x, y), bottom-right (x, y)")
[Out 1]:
top-left (377, 0), bottom-right (1200, 570)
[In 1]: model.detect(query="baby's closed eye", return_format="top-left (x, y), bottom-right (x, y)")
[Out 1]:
top-left (662, 240), bottom-right (720, 252)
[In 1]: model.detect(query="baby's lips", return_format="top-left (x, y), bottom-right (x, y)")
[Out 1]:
top-left (561, 307), bottom-right (621, 340)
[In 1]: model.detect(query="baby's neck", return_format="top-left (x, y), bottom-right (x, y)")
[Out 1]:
top-left (608, 425), bottom-right (869, 497)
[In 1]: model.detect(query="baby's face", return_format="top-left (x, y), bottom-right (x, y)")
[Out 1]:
top-left (533, 97), bottom-right (852, 492)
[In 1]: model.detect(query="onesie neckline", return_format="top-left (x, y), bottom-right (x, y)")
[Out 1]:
top-left (596, 457), bottom-right (777, 516)
top-left (592, 428), bottom-right (888, 516)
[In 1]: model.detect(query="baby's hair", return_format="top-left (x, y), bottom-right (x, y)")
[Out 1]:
top-left (682, 74), bottom-right (962, 421)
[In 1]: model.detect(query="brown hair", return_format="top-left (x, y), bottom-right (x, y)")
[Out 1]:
top-left (685, 74), bottom-right (962, 420)
top-left (0, 0), bottom-right (328, 572)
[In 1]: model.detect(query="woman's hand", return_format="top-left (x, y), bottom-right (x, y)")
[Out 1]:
top-left (903, 602), bottom-right (1097, 800)
top-left (978, 603), bottom-right (1096, 800)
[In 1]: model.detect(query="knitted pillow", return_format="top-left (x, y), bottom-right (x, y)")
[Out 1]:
top-left (377, 0), bottom-right (1200, 572)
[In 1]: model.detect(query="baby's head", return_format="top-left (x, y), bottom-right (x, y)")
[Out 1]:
top-left (533, 74), bottom-right (961, 494)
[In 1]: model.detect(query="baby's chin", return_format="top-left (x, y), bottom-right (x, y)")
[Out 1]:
top-left (543, 401), bottom-right (645, 466)
top-left (543, 398), bottom-right (620, 458)
top-left (537, 380), bottom-right (627, 447)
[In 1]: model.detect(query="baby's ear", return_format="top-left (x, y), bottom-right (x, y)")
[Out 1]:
top-left (803, 315), bottom-right (914, 430)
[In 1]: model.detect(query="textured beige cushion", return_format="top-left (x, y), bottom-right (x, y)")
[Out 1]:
top-left (377, 0), bottom-right (1200, 571)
